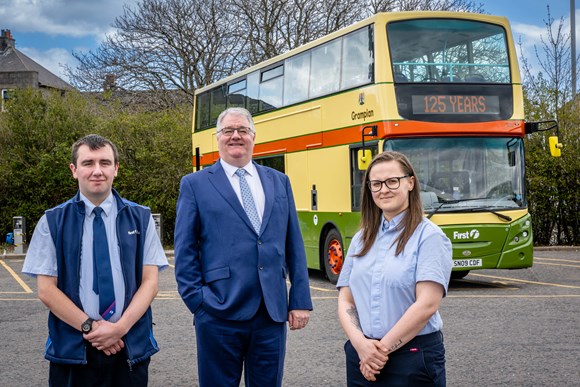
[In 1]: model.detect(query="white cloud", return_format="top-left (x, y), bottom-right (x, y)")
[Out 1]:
top-left (0, 0), bottom-right (139, 79)
top-left (0, 0), bottom-right (139, 38)
top-left (512, 22), bottom-right (546, 50)
top-left (19, 46), bottom-right (74, 79)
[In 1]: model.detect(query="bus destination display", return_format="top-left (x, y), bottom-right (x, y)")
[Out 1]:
top-left (412, 95), bottom-right (500, 115)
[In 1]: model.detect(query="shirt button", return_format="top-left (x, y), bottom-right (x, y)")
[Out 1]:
top-left (258, 266), bottom-right (264, 270)
top-left (257, 240), bottom-right (262, 245)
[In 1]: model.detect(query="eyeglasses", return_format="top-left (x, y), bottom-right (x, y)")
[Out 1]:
top-left (367, 175), bottom-right (410, 192)
top-left (217, 126), bottom-right (254, 137)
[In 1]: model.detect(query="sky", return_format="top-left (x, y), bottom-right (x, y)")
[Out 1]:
top-left (0, 0), bottom-right (576, 81)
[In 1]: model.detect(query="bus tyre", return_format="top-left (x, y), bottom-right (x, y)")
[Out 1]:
top-left (323, 229), bottom-right (344, 284)
top-left (451, 270), bottom-right (470, 280)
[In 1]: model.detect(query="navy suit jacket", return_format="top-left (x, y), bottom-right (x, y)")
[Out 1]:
top-left (174, 160), bottom-right (312, 322)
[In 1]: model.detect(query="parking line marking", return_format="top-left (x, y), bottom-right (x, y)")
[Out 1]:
top-left (0, 259), bottom-right (33, 293)
top-left (535, 257), bottom-right (580, 264)
top-left (470, 273), bottom-right (580, 289)
top-left (310, 285), bottom-right (335, 292)
top-left (535, 261), bottom-right (580, 269)
top-left (0, 298), bottom-right (39, 301)
top-left (312, 294), bottom-right (580, 300)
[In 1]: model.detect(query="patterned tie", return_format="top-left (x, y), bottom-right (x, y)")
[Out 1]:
top-left (92, 207), bottom-right (116, 320)
top-left (235, 168), bottom-right (261, 234)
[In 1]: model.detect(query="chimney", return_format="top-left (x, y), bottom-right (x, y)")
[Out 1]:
top-left (1, 29), bottom-right (15, 51)
top-left (103, 74), bottom-right (117, 91)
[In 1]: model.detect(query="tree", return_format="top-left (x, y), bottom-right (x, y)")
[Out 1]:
top-left (520, 7), bottom-right (579, 245)
top-left (368, 0), bottom-right (483, 13)
top-left (66, 0), bottom-right (245, 107)
top-left (65, 0), bottom-right (483, 107)
top-left (0, 89), bottom-right (93, 242)
top-left (0, 89), bottom-right (192, 246)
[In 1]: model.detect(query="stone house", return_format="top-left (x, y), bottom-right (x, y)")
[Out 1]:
top-left (0, 29), bottom-right (73, 110)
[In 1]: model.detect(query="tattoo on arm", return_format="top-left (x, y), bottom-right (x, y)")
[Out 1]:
top-left (387, 339), bottom-right (403, 353)
top-left (346, 305), bottom-right (362, 332)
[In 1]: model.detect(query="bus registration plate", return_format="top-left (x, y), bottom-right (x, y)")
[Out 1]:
top-left (453, 259), bottom-right (482, 268)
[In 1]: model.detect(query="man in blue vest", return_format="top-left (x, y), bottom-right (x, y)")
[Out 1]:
top-left (23, 134), bottom-right (167, 387)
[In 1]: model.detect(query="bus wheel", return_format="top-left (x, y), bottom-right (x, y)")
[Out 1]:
top-left (451, 270), bottom-right (470, 280)
top-left (323, 229), bottom-right (344, 284)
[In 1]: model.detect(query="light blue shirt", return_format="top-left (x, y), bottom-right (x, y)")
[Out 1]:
top-left (23, 192), bottom-right (168, 322)
top-left (337, 212), bottom-right (452, 339)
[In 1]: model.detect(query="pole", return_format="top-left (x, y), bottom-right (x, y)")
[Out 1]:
top-left (572, 0), bottom-right (576, 99)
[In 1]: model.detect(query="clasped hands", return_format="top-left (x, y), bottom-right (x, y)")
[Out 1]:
top-left (356, 338), bottom-right (389, 382)
top-left (83, 320), bottom-right (125, 356)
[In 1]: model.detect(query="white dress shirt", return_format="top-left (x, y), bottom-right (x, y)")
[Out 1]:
top-left (220, 159), bottom-right (266, 221)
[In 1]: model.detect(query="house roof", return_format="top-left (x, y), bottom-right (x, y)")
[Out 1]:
top-left (0, 46), bottom-right (74, 91)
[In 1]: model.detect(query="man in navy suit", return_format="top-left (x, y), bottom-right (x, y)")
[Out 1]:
top-left (174, 107), bottom-right (313, 386)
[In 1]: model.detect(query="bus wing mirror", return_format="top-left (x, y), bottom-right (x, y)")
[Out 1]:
top-left (524, 122), bottom-right (538, 134)
top-left (549, 136), bottom-right (562, 157)
top-left (358, 149), bottom-right (372, 170)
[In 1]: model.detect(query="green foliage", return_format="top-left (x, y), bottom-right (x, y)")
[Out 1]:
top-left (519, 9), bottom-right (579, 246)
top-left (0, 89), bottom-right (192, 247)
top-left (98, 106), bottom-right (192, 244)
top-left (523, 84), bottom-right (580, 246)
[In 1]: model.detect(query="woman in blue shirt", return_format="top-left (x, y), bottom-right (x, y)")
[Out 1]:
top-left (337, 151), bottom-right (452, 386)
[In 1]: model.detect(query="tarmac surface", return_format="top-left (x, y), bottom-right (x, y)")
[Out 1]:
top-left (0, 247), bottom-right (579, 386)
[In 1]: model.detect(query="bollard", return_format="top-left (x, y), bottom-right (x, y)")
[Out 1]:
top-left (13, 216), bottom-right (26, 254)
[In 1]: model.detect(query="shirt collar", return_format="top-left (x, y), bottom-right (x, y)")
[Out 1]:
top-left (381, 210), bottom-right (407, 233)
top-left (220, 159), bottom-right (257, 178)
top-left (79, 192), bottom-right (115, 217)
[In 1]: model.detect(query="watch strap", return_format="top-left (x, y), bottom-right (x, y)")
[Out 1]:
top-left (81, 317), bottom-right (94, 333)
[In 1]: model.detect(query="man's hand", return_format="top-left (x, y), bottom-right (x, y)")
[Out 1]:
top-left (288, 310), bottom-right (310, 330)
top-left (84, 320), bottom-right (125, 356)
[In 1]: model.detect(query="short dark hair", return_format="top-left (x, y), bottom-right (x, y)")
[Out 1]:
top-left (71, 134), bottom-right (119, 166)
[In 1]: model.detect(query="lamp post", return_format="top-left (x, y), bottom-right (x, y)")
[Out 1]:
top-left (572, 0), bottom-right (577, 99)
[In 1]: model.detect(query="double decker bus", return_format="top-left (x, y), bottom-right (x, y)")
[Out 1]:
top-left (191, 11), bottom-right (561, 283)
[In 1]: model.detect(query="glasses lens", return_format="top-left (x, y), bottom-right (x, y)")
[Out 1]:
top-left (385, 178), bottom-right (400, 189)
top-left (221, 127), bottom-right (251, 136)
top-left (369, 181), bottom-right (382, 192)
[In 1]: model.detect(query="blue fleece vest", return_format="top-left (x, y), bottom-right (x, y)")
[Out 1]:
top-left (44, 189), bottom-right (159, 365)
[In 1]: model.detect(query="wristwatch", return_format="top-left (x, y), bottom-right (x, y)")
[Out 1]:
top-left (81, 318), bottom-right (94, 334)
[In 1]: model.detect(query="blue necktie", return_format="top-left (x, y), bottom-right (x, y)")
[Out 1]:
top-left (235, 168), bottom-right (261, 234)
top-left (92, 207), bottom-right (116, 320)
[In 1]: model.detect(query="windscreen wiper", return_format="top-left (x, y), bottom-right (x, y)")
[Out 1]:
top-left (426, 199), bottom-right (460, 219)
top-left (452, 207), bottom-right (513, 222)
top-left (425, 197), bottom-right (500, 220)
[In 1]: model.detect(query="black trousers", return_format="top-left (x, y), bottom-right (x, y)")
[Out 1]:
top-left (49, 343), bottom-right (150, 387)
top-left (345, 331), bottom-right (446, 387)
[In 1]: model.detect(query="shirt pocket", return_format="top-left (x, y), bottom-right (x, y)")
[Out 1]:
top-left (384, 251), bottom-right (417, 288)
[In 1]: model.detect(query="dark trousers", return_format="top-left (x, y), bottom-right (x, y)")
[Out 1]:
top-left (49, 344), bottom-right (150, 387)
top-left (194, 302), bottom-right (287, 387)
top-left (345, 331), bottom-right (446, 387)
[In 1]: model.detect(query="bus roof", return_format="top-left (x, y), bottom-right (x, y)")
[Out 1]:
top-left (194, 11), bottom-right (510, 95)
